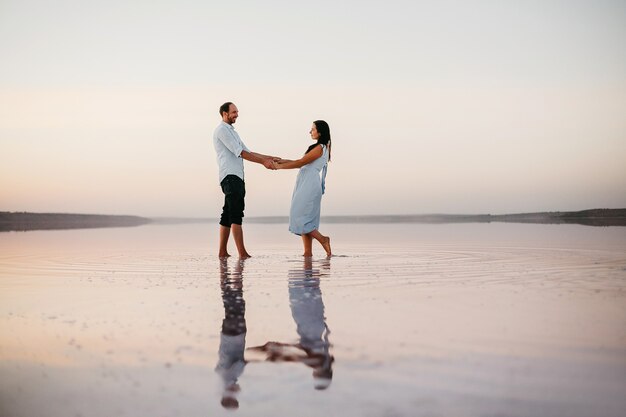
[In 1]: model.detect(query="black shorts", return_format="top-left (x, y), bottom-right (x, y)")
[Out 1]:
top-left (220, 175), bottom-right (246, 227)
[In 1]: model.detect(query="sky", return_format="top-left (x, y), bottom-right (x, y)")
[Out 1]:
top-left (1, 0), bottom-right (625, 217)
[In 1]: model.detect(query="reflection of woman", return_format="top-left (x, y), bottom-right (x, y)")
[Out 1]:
top-left (288, 257), bottom-right (333, 389)
top-left (248, 257), bottom-right (333, 389)
top-left (215, 258), bottom-right (247, 409)
top-left (275, 120), bottom-right (332, 257)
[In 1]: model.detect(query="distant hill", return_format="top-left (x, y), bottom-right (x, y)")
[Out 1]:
top-left (156, 209), bottom-right (626, 227)
top-left (317, 209), bottom-right (626, 226)
top-left (489, 208), bottom-right (626, 226)
top-left (0, 212), bottom-right (152, 232)
top-left (1, 209), bottom-right (624, 232)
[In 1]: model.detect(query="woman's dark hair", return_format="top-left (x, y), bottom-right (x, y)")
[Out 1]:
top-left (305, 120), bottom-right (332, 161)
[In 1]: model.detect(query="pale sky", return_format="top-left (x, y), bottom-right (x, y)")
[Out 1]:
top-left (1, 0), bottom-right (625, 217)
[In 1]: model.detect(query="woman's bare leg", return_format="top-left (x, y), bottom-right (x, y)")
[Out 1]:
top-left (301, 234), bottom-right (313, 257)
top-left (308, 229), bottom-right (332, 257)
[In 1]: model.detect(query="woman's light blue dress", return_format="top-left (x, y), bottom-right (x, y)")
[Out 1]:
top-left (289, 144), bottom-right (329, 235)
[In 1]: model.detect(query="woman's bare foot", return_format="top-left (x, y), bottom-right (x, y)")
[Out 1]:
top-left (239, 252), bottom-right (252, 259)
top-left (321, 236), bottom-right (332, 257)
top-left (303, 252), bottom-right (313, 257)
top-left (219, 252), bottom-right (231, 258)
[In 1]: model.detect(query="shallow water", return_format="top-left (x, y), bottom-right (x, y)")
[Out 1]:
top-left (1, 223), bottom-right (625, 417)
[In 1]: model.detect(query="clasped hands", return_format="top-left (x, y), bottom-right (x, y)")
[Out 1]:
top-left (262, 157), bottom-right (288, 170)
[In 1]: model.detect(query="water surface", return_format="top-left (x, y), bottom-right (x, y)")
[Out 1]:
top-left (1, 223), bottom-right (625, 417)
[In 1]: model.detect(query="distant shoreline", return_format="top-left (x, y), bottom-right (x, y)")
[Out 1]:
top-left (154, 208), bottom-right (626, 227)
top-left (2, 209), bottom-right (624, 232)
top-left (0, 212), bottom-right (152, 232)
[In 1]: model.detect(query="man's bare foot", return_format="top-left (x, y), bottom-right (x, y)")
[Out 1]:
top-left (219, 252), bottom-right (231, 258)
top-left (321, 236), bottom-right (332, 257)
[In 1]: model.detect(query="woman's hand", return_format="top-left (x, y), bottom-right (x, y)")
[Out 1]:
top-left (273, 159), bottom-right (291, 169)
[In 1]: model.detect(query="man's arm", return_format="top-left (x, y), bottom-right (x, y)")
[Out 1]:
top-left (241, 150), bottom-right (277, 169)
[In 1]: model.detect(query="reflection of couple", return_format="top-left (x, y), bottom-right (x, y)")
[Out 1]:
top-left (215, 257), bottom-right (333, 410)
top-left (213, 102), bottom-right (332, 258)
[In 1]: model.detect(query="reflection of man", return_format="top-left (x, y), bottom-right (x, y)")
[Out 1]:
top-left (248, 257), bottom-right (333, 390)
top-left (215, 258), bottom-right (247, 409)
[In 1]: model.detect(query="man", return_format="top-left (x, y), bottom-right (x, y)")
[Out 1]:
top-left (213, 102), bottom-right (277, 258)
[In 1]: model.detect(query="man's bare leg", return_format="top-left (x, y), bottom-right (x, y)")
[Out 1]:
top-left (302, 234), bottom-right (313, 257)
top-left (231, 224), bottom-right (251, 258)
top-left (308, 229), bottom-right (331, 257)
top-left (219, 225), bottom-right (231, 258)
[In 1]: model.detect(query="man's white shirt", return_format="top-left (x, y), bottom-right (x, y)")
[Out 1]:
top-left (213, 121), bottom-right (250, 183)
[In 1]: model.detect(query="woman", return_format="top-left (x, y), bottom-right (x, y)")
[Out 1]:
top-left (276, 120), bottom-right (332, 257)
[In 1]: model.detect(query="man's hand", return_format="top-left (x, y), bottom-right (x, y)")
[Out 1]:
top-left (262, 158), bottom-right (276, 170)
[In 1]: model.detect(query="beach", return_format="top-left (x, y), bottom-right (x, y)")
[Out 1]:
top-left (1, 222), bottom-right (625, 417)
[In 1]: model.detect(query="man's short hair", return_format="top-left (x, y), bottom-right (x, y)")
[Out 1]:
top-left (220, 102), bottom-right (233, 116)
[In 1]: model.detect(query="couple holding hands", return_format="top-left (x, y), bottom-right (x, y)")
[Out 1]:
top-left (213, 102), bottom-right (332, 258)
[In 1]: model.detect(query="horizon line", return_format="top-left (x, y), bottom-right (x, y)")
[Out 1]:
top-left (3, 208), bottom-right (626, 220)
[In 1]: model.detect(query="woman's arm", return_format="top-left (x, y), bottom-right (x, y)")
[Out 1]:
top-left (276, 145), bottom-right (323, 170)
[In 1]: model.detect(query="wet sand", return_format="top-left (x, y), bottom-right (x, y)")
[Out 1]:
top-left (1, 223), bottom-right (625, 417)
